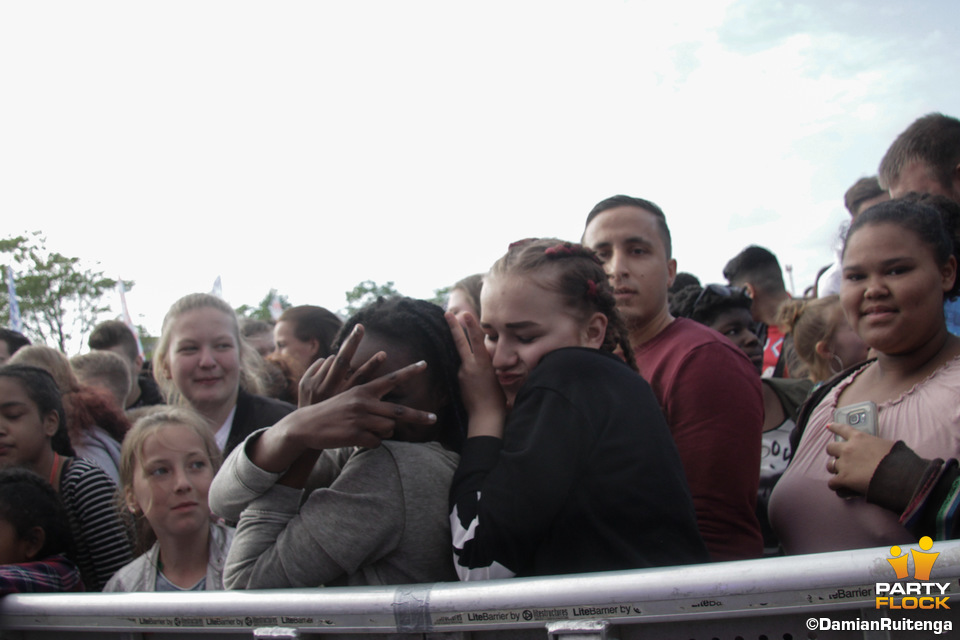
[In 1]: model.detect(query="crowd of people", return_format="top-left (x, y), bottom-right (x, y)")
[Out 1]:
top-left (0, 112), bottom-right (959, 594)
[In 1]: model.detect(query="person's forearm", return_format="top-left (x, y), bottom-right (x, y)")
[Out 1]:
top-left (466, 409), bottom-right (506, 439)
top-left (249, 413), bottom-right (310, 474)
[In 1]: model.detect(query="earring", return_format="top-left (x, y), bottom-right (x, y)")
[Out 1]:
top-left (830, 354), bottom-right (845, 375)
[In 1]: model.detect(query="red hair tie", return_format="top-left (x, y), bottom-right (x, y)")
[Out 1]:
top-left (586, 279), bottom-right (599, 301)
top-left (545, 242), bottom-right (577, 256)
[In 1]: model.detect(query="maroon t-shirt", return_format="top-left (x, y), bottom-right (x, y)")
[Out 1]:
top-left (634, 318), bottom-right (765, 561)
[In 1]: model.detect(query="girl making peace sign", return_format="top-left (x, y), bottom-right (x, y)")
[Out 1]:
top-left (209, 297), bottom-right (467, 588)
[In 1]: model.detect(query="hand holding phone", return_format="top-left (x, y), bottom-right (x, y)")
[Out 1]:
top-left (832, 401), bottom-right (878, 442)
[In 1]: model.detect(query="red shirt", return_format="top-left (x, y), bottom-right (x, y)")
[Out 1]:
top-left (634, 318), bottom-right (765, 561)
top-left (763, 324), bottom-right (786, 378)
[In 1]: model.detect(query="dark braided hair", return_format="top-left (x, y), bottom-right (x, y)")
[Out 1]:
top-left (489, 238), bottom-right (638, 372)
top-left (0, 364), bottom-right (75, 457)
top-left (669, 284), bottom-right (753, 327)
top-left (0, 467), bottom-right (76, 561)
top-left (334, 297), bottom-right (468, 453)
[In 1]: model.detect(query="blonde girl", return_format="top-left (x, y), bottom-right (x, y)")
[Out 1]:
top-left (776, 295), bottom-right (869, 384)
top-left (153, 293), bottom-right (294, 456)
top-left (104, 407), bottom-right (233, 591)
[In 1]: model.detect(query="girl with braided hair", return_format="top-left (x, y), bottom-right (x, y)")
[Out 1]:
top-left (448, 238), bottom-right (707, 580)
top-left (209, 297), bottom-right (466, 588)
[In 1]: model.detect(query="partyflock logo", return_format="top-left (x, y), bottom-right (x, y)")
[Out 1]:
top-left (875, 536), bottom-right (951, 610)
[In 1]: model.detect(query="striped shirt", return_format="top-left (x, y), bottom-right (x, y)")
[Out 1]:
top-left (60, 458), bottom-right (133, 591)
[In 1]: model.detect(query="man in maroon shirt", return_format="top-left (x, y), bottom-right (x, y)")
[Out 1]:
top-left (583, 195), bottom-right (764, 561)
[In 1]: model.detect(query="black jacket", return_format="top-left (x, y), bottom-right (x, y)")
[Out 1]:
top-left (225, 389), bottom-right (295, 457)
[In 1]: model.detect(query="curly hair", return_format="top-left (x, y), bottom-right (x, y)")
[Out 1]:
top-left (669, 284), bottom-right (753, 327)
top-left (488, 238), bottom-right (637, 372)
top-left (336, 297), bottom-right (468, 453)
top-left (0, 467), bottom-right (75, 561)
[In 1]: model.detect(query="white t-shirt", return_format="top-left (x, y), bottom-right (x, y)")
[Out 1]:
top-left (215, 405), bottom-right (238, 452)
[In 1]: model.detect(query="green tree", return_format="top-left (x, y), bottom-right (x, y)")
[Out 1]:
top-left (1, 232), bottom-right (127, 353)
top-left (235, 289), bottom-right (292, 322)
top-left (429, 285), bottom-right (452, 308)
top-left (342, 280), bottom-right (401, 317)
top-left (137, 324), bottom-right (158, 362)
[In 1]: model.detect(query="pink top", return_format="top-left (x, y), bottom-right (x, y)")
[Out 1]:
top-left (769, 356), bottom-right (960, 554)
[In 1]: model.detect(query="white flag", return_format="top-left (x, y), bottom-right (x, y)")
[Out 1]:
top-left (6, 266), bottom-right (22, 332)
top-left (118, 279), bottom-right (144, 357)
top-left (269, 291), bottom-right (283, 321)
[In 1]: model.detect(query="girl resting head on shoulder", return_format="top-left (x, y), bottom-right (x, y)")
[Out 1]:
top-left (104, 406), bottom-right (231, 592)
top-left (447, 238), bottom-right (707, 580)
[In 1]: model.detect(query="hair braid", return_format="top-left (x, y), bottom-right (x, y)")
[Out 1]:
top-left (335, 296), bottom-right (468, 452)
top-left (490, 239), bottom-right (638, 372)
top-left (599, 286), bottom-right (638, 372)
top-left (669, 284), bottom-right (753, 326)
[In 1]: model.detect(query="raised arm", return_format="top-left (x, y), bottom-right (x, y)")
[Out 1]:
top-left (222, 445), bottom-right (406, 589)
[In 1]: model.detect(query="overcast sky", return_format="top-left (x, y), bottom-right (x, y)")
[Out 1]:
top-left (2, 0), bottom-right (958, 346)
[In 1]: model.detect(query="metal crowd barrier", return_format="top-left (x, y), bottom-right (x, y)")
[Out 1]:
top-left (2, 541), bottom-right (959, 640)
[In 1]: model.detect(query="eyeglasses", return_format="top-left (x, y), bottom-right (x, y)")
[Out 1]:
top-left (693, 284), bottom-right (750, 310)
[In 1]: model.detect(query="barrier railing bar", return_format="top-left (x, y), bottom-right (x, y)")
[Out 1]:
top-left (0, 542), bottom-right (957, 635)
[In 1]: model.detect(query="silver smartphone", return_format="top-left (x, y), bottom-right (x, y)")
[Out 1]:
top-left (833, 401), bottom-right (878, 441)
